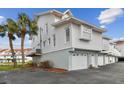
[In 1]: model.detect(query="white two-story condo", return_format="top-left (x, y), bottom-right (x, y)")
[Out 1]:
top-left (29, 9), bottom-right (120, 71)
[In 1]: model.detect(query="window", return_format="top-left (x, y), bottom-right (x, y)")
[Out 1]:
top-left (43, 40), bottom-right (46, 47)
top-left (48, 38), bottom-right (51, 45)
top-left (65, 27), bottom-right (70, 42)
top-left (53, 34), bottom-right (56, 46)
top-left (40, 27), bottom-right (43, 33)
top-left (45, 23), bottom-right (48, 34)
top-left (33, 37), bottom-right (35, 42)
top-left (73, 54), bottom-right (75, 56)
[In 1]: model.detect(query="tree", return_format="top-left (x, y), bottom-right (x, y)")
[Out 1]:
top-left (0, 18), bottom-right (19, 67)
top-left (18, 13), bottom-right (38, 66)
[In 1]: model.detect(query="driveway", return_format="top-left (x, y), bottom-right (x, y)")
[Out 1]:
top-left (1, 62), bottom-right (124, 84)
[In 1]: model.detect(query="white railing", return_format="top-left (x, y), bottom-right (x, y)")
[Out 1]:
top-left (80, 25), bottom-right (92, 41)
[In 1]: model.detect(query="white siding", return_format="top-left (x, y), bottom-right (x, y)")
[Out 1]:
top-left (116, 44), bottom-right (124, 57)
top-left (71, 24), bottom-right (103, 51)
top-left (32, 14), bottom-right (72, 54)
top-left (41, 49), bottom-right (71, 70)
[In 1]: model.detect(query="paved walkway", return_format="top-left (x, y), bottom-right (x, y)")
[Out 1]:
top-left (1, 62), bottom-right (124, 84)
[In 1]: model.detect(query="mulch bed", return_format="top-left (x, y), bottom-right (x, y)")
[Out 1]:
top-left (22, 64), bottom-right (67, 73)
top-left (43, 68), bottom-right (67, 73)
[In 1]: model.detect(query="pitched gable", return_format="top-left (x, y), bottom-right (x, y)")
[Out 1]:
top-left (62, 9), bottom-right (73, 19)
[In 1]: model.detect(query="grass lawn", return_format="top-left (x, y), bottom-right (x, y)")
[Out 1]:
top-left (0, 65), bottom-right (22, 71)
top-left (0, 62), bottom-right (33, 71)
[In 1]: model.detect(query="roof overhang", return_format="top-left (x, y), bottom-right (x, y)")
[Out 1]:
top-left (35, 10), bottom-right (63, 17)
top-left (69, 48), bottom-right (101, 52)
top-left (114, 40), bottom-right (124, 45)
top-left (26, 51), bottom-right (42, 57)
top-left (102, 35), bottom-right (112, 40)
top-left (52, 17), bottom-right (106, 33)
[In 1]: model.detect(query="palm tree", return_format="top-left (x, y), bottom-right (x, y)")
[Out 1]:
top-left (18, 13), bottom-right (38, 66)
top-left (0, 18), bottom-right (18, 67)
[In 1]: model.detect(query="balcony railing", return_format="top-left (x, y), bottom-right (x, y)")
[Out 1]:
top-left (80, 31), bottom-right (91, 41)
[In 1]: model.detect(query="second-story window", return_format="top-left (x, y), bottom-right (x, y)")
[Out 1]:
top-left (43, 40), bottom-right (46, 47)
top-left (48, 38), bottom-right (51, 45)
top-left (53, 34), bottom-right (56, 46)
top-left (45, 23), bottom-right (48, 34)
top-left (33, 37), bottom-right (35, 42)
top-left (40, 27), bottom-right (43, 33)
top-left (65, 27), bottom-right (70, 42)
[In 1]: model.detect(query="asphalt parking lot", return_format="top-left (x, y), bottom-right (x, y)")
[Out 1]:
top-left (1, 62), bottom-right (124, 84)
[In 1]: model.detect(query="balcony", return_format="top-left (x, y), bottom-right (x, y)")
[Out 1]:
top-left (80, 25), bottom-right (92, 41)
top-left (80, 31), bottom-right (91, 41)
top-left (103, 44), bottom-right (109, 51)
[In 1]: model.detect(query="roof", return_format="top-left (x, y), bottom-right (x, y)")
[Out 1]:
top-left (35, 9), bottom-right (63, 17)
top-left (102, 35), bottom-right (112, 40)
top-left (63, 9), bottom-right (73, 16)
top-left (114, 40), bottom-right (124, 45)
top-left (26, 51), bottom-right (42, 57)
top-left (52, 17), bottom-right (106, 33)
top-left (0, 48), bottom-right (32, 56)
top-left (35, 9), bottom-right (106, 33)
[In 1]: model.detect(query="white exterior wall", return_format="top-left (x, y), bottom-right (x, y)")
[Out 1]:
top-left (32, 14), bottom-right (72, 54)
top-left (32, 14), bottom-right (55, 52)
top-left (116, 44), bottom-right (124, 57)
top-left (71, 24), bottom-right (103, 51)
top-left (41, 48), bottom-right (71, 70)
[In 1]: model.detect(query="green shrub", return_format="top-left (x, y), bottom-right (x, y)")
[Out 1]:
top-left (38, 61), bottom-right (52, 68)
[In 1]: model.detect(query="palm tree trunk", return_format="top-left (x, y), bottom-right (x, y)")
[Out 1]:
top-left (8, 33), bottom-right (17, 67)
top-left (21, 32), bottom-right (25, 67)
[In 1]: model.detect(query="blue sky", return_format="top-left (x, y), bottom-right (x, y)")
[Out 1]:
top-left (0, 8), bottom-right (124, 49)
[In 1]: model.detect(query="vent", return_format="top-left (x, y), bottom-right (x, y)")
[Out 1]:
top-left (36, 49), bottom-right (42, 53)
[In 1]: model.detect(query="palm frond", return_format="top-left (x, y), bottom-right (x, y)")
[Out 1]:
top-left (0, 25), bottom-right (6, 37)
top-left (29, 20), bottom-right (38, 36)
top-left (7, 18), bottom-right (19, 34)
top-left (0, 32), bottom-right (6, 37)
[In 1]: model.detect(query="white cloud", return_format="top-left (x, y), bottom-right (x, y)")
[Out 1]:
top-left (112, 37), bottom-right (124, 42)
top-left (0, 16), bottom-right (6, 24)
top-left (98, 8), bottom-right (124, 27)
top-left (100, 25), bottom-right (106, 28)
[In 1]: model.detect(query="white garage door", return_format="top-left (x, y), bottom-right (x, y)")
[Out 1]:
top-left (71, 53), bottom-right (88, 70)
top-left (90, 54), bottom-right (97, 67)
top-left (105, 56), bottom-right (109, 65)
top-left (98, 55), bottom-right (104, 66)
top-left (112, 57), bottom-right (115, 63)
top-left (108, 56), bottom-right (112, 64)
top-left (115, 57), bottom-right (118, 62)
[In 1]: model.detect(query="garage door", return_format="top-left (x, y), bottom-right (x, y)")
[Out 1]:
top-left (90, 54), bottom-right (97, 67)
top-left (98, 55), bottom-right (104, 66)
top-left (71, 53), bottom-right (88, 70)
top-left (108, 56), bottom-right (112, 64)
top-left (115, 57), bottom-right (118, 62)
top-left (112, 57), bottom-right (115, 63)
top-left (105, 56), bottom-right (109, 65)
